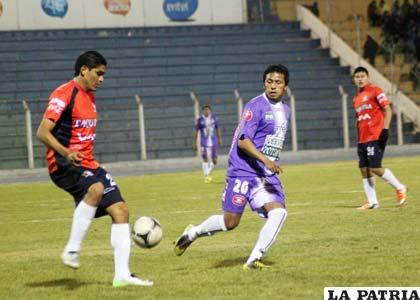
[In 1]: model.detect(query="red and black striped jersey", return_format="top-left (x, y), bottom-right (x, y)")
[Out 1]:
top-left (43, 80), bottom-right (99, 173)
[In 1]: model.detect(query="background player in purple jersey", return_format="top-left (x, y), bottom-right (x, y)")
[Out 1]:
top-left (175, 64), bottom-right (290, 269)
top-left (193, 105), bottom-right (223, 183)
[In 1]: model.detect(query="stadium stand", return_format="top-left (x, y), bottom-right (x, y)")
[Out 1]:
top-left (0, 21), bottom-right (418, 169)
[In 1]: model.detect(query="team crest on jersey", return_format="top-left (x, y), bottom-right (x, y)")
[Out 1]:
top-left (362, 95), bottom-right (369, 102)
top-left (232, 195), bottom-right (246, 206)
top-left (242, 110), bottom-right (253, 121)
top-left (47, 98), bottom-right (66, 114)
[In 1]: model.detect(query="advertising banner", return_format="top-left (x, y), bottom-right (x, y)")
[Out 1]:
top-left (0, 0), bottom-right (246, 31)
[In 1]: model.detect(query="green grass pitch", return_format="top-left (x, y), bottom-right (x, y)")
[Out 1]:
top-left (0, 156), bottom-right (419, 300)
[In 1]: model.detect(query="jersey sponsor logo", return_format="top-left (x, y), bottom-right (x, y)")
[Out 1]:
top-left (265, 111), bottom-right (274, 121)
top-left (103, 0), bottom-right (131, 16)
top-left (232, 194), bottom-right (246, 206)
top-left (73, 119), bottom-right (97, 128)
top-left (355, 103), bottom-right (372, 113)
top-left (242, 110), bottom-right (253, 121)
top-left (358, 113), bottom-right (371, 121)
top-left (47, 98), bottom-right (66, 114)
top-left (77, 133), bottom-right (96, 142)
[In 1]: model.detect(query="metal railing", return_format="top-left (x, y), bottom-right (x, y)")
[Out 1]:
top-left (134, 95), bottom-right (147, 160)
top-left (338, 85), bottom-right (350, 149)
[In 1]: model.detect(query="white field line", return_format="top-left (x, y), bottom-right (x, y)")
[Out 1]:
top-left (0, 200), bottom-right (368, 225)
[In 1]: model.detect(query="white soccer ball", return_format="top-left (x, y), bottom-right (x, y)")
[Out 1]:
top-left (132, 216), bottom-right (163, 248)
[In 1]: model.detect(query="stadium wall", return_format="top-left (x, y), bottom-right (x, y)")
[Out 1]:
top-left (296, 4), bottom-right (420, 131)
top-left (0, 0), bottom-right (247, 31)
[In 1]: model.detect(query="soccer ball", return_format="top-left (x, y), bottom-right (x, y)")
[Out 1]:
top-left (132, 216), bottom-right (163, 248)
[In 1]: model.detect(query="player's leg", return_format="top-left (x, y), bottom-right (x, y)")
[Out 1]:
top-left (107, 202), bottom-right (153, 287)
top-left (357, 143), bottom-right (379, 209)
top-left (174, 212), bottom-right (239, 256)
top-left (244, 178), bottom-right (287, 269)
top-left (201, 147), bottom-right (209, 181)
top-left (90, 168), bottom-right (152, 287)
top-left (207, 147), bottom-right (218, 182)
top-left (52, 168), bottom-right (104, 269)
top-left (368, 141), bottom-right (407, 205)
top-left (174, 177), bottom-right (247, 256)
top-left (359, 167), bottom-right (379, 209)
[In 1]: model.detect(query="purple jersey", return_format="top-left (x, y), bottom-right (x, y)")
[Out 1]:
top-left (195, 114), bottom-right (219, 147)
top-left (227, 93), bottom-right (290, 177)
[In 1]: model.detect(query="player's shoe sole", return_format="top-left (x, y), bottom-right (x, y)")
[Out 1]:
top-left (113, 274), bottom-right (153, 287)
top-left (174, 224), bottom-right (194, 256)
top-left (243, 259), bottom-right (271, 270)
top-left (396, 187), bottom-right (408, 206)
top-left (357, 203), bottom-right (379, 210)
top-left (61, 251), bottom-right (80, 269)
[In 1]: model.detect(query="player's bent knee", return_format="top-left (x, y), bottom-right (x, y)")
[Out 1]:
top-left (224, 218), bottom-right (240, 230)
top-left (84, 182), bottom-right (104, 205)
top-left (107, 202), bottom-right (129, 223)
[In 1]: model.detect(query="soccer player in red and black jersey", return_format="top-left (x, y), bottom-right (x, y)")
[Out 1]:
top-left (352, 66), bottom-right (407, 210)
top-left (36, 51), bottom-right (152, 287)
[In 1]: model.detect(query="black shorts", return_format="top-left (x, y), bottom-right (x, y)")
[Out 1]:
top-left (357, 140), bottom-right (385, 169)
top-left (50, 165), bottom-right (124, 218)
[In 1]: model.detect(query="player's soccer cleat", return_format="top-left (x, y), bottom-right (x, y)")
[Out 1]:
top-left (61, 250), bottom-right (80, 269)
top-left (242, 259), bottom-right (271, 270)
top-left (357, 203), bottom-right (379, 210)
top-left (396, 187), bottom-right (407, 206)
top-left (113, 274), bottom-right (153, 287)
top-left (174, 224), bottom-right (194, 256)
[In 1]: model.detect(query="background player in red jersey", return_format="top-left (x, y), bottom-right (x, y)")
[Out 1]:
top-left (36, 51), bottom-right (153, 287)
top-left (352, 66), bottom-right (407, 210)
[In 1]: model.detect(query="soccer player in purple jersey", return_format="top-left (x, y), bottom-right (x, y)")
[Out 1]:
top-left (174, 64), bottom-right (290, 269)
top-left (193, 105), bottom-right (223, 183)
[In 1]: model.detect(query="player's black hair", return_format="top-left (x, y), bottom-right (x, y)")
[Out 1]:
top-left (263, 64), bottom-right (289, 85)
top-left (202, 104), bottom-right (211, 110)
top-left (353, 66), bottom-right (369, 76)
top-left (74, 51), bottom-right (107, 76)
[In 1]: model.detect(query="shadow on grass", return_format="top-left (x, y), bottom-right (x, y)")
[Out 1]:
top-left (26, 278), bottom-right (103, 290)
top-left (212, 257), bottom-right (276, 269)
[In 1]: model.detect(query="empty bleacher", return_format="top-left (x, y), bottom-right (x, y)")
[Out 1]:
top-left (1, 22), bottom-right (417, 169)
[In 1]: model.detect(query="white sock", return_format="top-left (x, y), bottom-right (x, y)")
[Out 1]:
top-left (363, 178), bottom-right (378, 205)
top-left (202, 162), bottom-right (209, 177)
top-left (208, 162), bottom-right (215, 175)
top-left (188, 215), bottom-right (227, 241)
top-left (382, 168), bottom-right (404, 190)
top-left (65, 201), bottom-right (97, 252)
top-left (246, 208), bottom-right (287, 265)
top-left (111, 223), bottom-right (132, 280)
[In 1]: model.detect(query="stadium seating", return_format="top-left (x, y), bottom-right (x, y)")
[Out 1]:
top-left (0, 22), bottom-right (418, 169)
